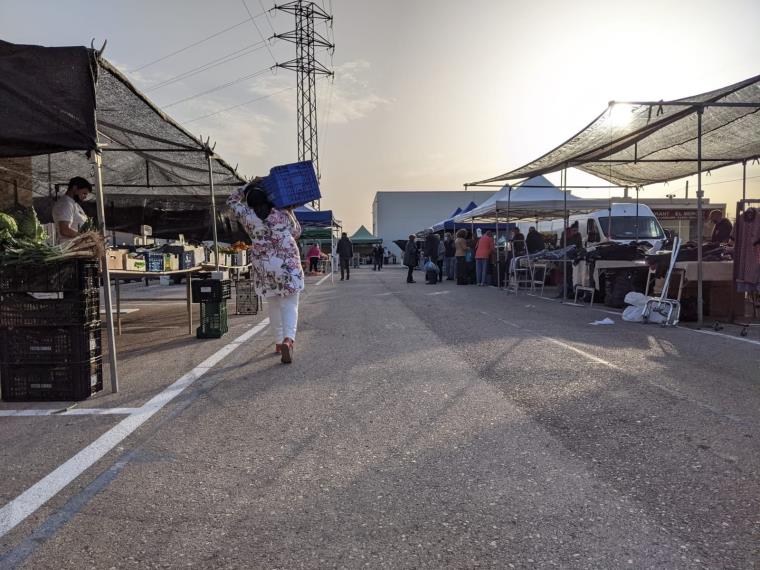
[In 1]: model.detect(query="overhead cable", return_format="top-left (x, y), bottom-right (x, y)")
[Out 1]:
top-left (144, 41), bottom-right (270, 92)
top-left (242, 0), bottom-right (277, 65)
top-left (257, 0), bottom-right (277, 35)
top-left (182, 86), bottom-right (296, 123)
top-left (162, 66), bottom-right (274, 108)
top-left (130, 11), bottom-right (268, 72)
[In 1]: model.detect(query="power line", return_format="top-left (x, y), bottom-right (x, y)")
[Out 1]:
top-left (257, 0), bottom-right (277, 35)
top-left (242, 0), bottom-right (278, 65)
top-left (182, 86), bottom-right (296, 123)
top-left (130, 17), bottom-right (261, 72)
top-left (162, 66), bottom-right (274, 108)
top-left (144, 40), bottom-right (269, 92)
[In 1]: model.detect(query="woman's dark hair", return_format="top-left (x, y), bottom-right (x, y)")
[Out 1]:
top-left (244, 181), bottom-right (273, 221)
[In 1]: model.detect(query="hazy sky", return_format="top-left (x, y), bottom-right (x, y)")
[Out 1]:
top-left (2, 0), bottom-right (759, 230)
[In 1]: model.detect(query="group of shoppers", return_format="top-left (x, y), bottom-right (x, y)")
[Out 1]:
top-left (404, 226), bottom-right (548, 287)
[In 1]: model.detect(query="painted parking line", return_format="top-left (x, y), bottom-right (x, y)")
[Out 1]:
top-left (0, 408), bottom-right (141, 417)
top-left (0, 317), bottom-right (270, 539)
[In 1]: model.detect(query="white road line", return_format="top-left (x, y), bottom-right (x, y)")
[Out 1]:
top-left (0, 318), bottom-right (270, 539)
top-left (315, 273), bottom-right (332, 286)
top-left (486, 312), bottom-right (620, 370)
top-left (0, 408), bottom-right (140, 417)
top-left (541, 337), bottom-right (620, 369)
top-left (687, 327), bottom-right (760, 347)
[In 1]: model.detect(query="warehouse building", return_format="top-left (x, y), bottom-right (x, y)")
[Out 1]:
top-left (372, 190), bottom-right (493, 256)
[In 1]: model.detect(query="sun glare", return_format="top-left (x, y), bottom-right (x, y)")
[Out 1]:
top-left (607, 103), bottom-right (635, 128)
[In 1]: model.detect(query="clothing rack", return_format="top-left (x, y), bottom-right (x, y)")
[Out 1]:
top-left (731, 199), bottom-right (760, 326)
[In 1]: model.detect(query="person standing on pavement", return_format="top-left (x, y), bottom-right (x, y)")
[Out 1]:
top-left (443, 232), bottom-right (456, 280)
top-left (227, 180), bottom-right (303, 364)
top-left (475, 230), bottom-right (495, 286)
top-left (436, 238), bottom-right (445, 282)
top-left (454, 229), bottom-right (469, 285)
top-left (373, 244), bottom-right (384, 271)
top-left (424, 231), bottom-right (440, 270)
top-left (336, 232), bottom-right (353, 281)
top-left (404, 234), bottom-right (418, 283)
top-left (306, 242), bottom-right (322, 274)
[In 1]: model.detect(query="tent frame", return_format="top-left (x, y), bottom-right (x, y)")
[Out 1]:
top-left (467, 99), bottom-right (760, 326)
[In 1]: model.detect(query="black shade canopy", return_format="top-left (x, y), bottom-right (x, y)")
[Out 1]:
top-left (0, 40), bottom-right (245, 198)
top-left (471, 74), bottom-right (760, 187)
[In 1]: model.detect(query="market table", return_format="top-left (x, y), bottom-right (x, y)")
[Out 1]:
top-left (200, 263), bottom-right (251, 280)
top-left (590, 259), bottom-right (734, 290)
top-left (108, 267), bottom-right (203, 335)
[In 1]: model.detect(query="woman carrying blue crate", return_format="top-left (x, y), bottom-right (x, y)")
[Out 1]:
top-left (227, 179), bottom-right (303, 364)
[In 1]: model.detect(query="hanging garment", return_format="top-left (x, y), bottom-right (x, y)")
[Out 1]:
top-left (736, 208), bottom-right (760, 293)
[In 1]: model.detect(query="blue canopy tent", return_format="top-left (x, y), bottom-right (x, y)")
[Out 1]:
top-left (295, 205), bottom-right (336, 228)
top-left (295, 205), bottom-right (341, 282)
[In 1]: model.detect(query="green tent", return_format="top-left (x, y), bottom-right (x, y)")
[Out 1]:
top-left (349, 225), bottom-right (382, 244)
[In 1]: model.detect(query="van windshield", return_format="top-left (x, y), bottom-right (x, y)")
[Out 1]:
top-left (597, 216), bottom-right (664, 240)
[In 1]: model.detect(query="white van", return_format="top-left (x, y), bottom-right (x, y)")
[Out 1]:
top-left (521, 203), bottom-right (666, 250)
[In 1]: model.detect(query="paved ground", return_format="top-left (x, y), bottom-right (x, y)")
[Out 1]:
top-left (1, 266), bottom-right (759, 568)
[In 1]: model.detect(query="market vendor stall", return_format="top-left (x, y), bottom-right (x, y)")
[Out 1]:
top-left (465, 74), bottom-right (760, 326)
top-left (0, 40), bottom-right (247, 395)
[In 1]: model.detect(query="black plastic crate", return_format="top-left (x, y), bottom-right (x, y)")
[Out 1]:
top-left (0, 259), bottom-right (99, 293)
top-left (0, 357), bottom-right (103, 402)
top-left (197, 301), bottom-right (229, 339)
top-left (235, 281), bottom-right (260, 315)
top-left (141, 252), bottom-right (164, 272)
top-left (191, 279), bottom-right (231, 303)
top-left (180, 251), bottom-right (195, 269)
top-left (0, 290), bottom-right (100, 327)
top-left (0, 323), bottom-right (102, 364)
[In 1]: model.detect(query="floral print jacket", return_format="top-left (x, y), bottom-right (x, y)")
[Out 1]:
top-left (227, 186), bottom-right (304, 298)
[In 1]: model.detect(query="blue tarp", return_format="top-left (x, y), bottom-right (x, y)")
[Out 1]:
top-left (295, 205), bottom-right (335, 228)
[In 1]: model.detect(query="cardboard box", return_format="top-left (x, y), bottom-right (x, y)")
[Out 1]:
top-left (106, 249), bottom-right (127, 270)
top-left (125, 255), bottom-right (146, 272)
top-left (162, 253), bottom-right (179, 271)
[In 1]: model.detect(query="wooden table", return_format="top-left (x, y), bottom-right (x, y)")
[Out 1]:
top-left (108, 267), bottom-right (202, 335)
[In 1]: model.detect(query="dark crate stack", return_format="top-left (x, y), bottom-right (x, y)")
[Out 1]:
top-left (191, 279), bottom-right (231, 339)
top-left (235, 280), bottom-right (261, 315)
top-left (0, 259), bottom-right (103, 401)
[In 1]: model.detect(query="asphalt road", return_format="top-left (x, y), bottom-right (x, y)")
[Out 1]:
top-left (1, 267), bottom-right (759, 569)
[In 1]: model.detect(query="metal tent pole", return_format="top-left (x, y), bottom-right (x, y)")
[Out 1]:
top-left (635, 186), bottom-right (640, 242)
top-left (92, 151), bottom-right (119, 393)
top-left (696, 107), bottom-right (705, 328)
top-left (742, 160), bottom-right (747, 200)
top-left (562, 167), bottom-right (568, 300)
top-left (506, 187), bottom-right (512, 292)
top-left (207, 153), bottom-right (220, 271)
top-left (495, 208), bottom-right (501, 289)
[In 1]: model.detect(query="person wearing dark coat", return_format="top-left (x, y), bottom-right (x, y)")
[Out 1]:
top-left (336, 232), bottom-right (353, 281)
top-left (373, 244), bottom-right (384, 271)
top-left (709, 209), bottom-right (733, 244)
top-left (424, 232), bottom-right (440, 262)
top-left (526, 226), bottom-right (545, 254)
top-left (403, 234), bottom-right (418, 283)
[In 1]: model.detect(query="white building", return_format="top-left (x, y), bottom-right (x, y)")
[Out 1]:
top-left (372, 191), bottom-right (494, 256)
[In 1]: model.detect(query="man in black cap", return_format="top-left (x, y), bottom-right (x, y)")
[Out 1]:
top-left (52, 176), bottom-right (92, 244)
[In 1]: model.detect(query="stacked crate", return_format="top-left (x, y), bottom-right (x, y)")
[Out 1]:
top-left (0, 259), bottom-right (103, 401)
top-left (191, 279), bottom-right (231, 338)
top-left (235, 279), bottom-right (260, 315)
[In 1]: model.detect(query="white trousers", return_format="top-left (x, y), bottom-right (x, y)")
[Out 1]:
top-left (268, 292), bottom-right (300, 342)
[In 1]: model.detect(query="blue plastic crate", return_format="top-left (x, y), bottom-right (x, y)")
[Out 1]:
top-left (263, 161), bottom-right (321, 208)
top-left (141, 252), bottom-right (164, 272)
